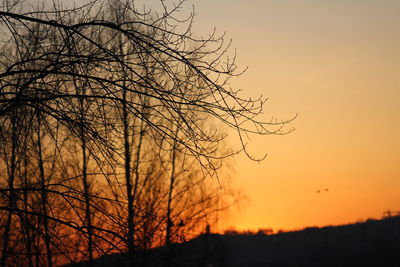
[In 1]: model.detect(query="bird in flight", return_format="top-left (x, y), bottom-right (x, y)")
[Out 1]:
top-left (316, 188), bottom-right (330, 194)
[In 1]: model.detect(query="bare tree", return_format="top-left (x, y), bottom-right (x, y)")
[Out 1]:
top-left (0, 0), bottom-right (294, 265)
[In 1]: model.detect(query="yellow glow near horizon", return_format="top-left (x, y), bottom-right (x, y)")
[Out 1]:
top-left (192, 0), bottom-right (400, 231)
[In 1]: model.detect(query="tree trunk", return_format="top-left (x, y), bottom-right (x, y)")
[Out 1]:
top-left (80, 105), bottom-right (94, 262)
top-left (21, 155), bottom-right (34, 267)
top-left (37, 110), bottom-right (53, 267)
top-left (1, 113), bottom-right (17, 267)
top-left (123, 88), bottom-right (135, 265)
top-left (166, 124), bottom-right (179, 246)
top-left (131, 114), bottom-right (145, 246)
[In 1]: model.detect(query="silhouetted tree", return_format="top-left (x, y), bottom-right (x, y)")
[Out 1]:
top-left (0, 0), bottom-right (294, 265)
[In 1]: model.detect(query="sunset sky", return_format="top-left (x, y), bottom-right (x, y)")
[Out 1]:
top-left (70, 0), bottom-right (400, 231)
top-left (3, 1), bottom-right (400, 264)
top-left (190, 0), bottom-right (400, 231)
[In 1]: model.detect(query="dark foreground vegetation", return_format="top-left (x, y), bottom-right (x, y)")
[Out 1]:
top-left (68, 215), bottom-right (400, 267)
top-left (0, 0), bottom-right (292, 266)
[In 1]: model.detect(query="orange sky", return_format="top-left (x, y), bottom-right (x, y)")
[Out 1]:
top-left (71, 0), bottom-right (400, 232)
top-left (191, 0), bottom-right (400, 231)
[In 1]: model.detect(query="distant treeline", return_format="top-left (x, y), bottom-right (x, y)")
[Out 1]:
top-left (224, 212), bottom-right (400, 236)
top-left (67, 215), bottom-right (400, 266)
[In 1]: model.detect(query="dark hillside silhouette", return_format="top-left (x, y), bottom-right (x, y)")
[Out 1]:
top-left (67, 215), bottom-right (400, 267)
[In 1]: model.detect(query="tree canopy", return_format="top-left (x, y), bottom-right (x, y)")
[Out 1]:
top-left (0, 0), bottom-right (293, 266)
